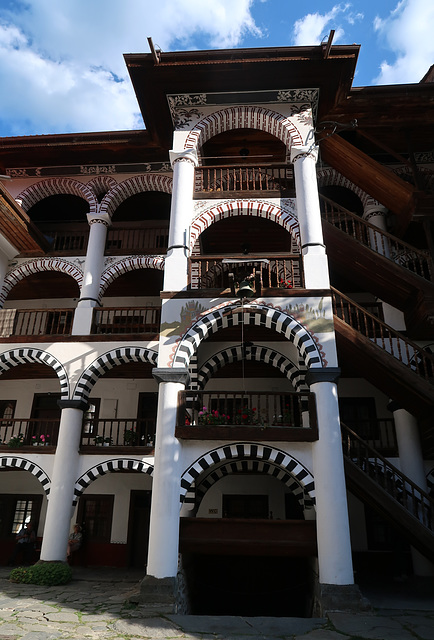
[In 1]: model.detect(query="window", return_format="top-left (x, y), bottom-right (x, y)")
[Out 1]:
top-left (339, 397), bottom-right (377, 441)
top-left (82, 399), bottom-right (101, 437)
top-left (77, 495), bottom-right (114, 542)
top-left (0, 494), bottom-right (42, 538)
top-left (0, 400), bottom-right (16, 420)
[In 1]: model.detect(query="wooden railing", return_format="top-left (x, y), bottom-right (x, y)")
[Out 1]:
top-left (177, 390), bottom-right (317, 437)
top-left (342, 423), bottom-right (434, 531)
top-left (332, 287), bottom-right (434, 381)
top-left (38, 224), bottom-right (89, 254)
top-left (92, 307), bottom-right (161, 335)
top-left (189, 256), bottom-right (303, 290)
top-left (0, 309), bottom-right (74, 337)
top-left (81, 418), bottom-right (155, 448)
top-left (0, 419), bottom-right (59, 447)
top-left (106, 224), bottom-right (169, 254)
top-left (195, 164), bottom-right (294, 197)
top-left (320, 195), bottom-right (434, 282)
top-left (343, 418), bottom-right (397, 455)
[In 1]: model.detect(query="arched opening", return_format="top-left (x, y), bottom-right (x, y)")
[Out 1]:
top-left (97, 269), bottom-right (163, 336)
top-left (2, 272), bottom-right (79, 337)
top-left (27, 194), bottom-right (90, 254)
top-left (71, 468), bottom-right (153, 568)
top-left (108, 191), bottom-right (171, 254)
top-left (0, 469), bottom-right (48, 566)
top-left (180, 466), bottom-right (316, 616)
top-left (319, 185), bottom-right (363, 216)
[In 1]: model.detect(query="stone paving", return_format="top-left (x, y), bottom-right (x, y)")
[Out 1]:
top-left (0, 567), bottom-right (433, 639)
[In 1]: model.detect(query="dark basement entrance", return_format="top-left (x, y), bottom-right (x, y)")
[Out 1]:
top-left (183, 554), bottom-right (312, 617)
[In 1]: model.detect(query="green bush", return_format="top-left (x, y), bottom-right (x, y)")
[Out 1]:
top-left (9, 562), bottom-right (72, 585)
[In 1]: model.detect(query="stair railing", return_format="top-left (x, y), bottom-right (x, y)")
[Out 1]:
top-left (341, 423), bottom-right (434, 530)
top-left (320, 195), bottom-right (434, 283)
top-left (332, 287), bottom-right (434, 382)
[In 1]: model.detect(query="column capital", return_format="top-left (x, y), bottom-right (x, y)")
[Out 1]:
top-left (362, 204), bottom-right (388, 222)
top-left (87, 213), bottom-right (111, 226)
top-left (152, 367), bottom-right (190, 385)
top-left (169, 149), bottom-right (198, 168)
top-left (57, 399), bottom-right (88, 412)
top-left (305, 367), bottom-right (341, 386)
top-left (290, 145), bottom-right (319, 164)
top-left (387, 400), bottom-right (402, 413)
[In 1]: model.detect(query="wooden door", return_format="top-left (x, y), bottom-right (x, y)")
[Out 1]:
top-left (127, 490), bottom-right (151, 568)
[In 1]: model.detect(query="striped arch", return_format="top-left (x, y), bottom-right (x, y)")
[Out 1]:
top-left (73, 347), bottom-right (158, 402)
top-left (99, 174), bottom-right (173, 219)
top-left (174, 303), bottom-right (323, 370)
top-left (0, 348), bottom-right (69, 398)
top-left (190, 200), bottom-right (299, 252)
top-left (197, 345), bottom-right (306, 391)
top-left (393, 166), bottom-right (434, 190)
top-left (183, 106), bottom-right (304, 152)
top-left (17, 178), bottom-right (98, 215)
top-left (316, 168), bottom-right (379, 210)
top-left (86, 176), bottom-right (117, 201)
top-left (0, 457), bottom-right (51, 497)
top-left (180, 443), bottom-right (315, 511)
top-left (100, 256), bottom-right (165, 299)
top-left (1, 258), bottom-right (83, 306)
top-left (73, 458), bottom-right (154, 507)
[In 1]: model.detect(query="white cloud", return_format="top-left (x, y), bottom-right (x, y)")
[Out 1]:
top-left (292, 3), bottom-right (358, 46)
top-left (0, 0), bottom-right (261, 135)
top-left (373, 0), bottom-right (434, 84)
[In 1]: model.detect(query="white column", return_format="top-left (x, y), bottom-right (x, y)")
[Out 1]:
top-left (72, 214), bottom-right (110, 335)
top-left (40, 401), bottom-right (86, 562)
top-left (290, 146), bottom-right (330, 289)
top-left (307, 368), bottom-right (354, 585)
top-left (163, 150), bottom-right (198, 292)
top-left (389, 402), bottom-right (434, 576)
top-left (146, 368), bottom-right (189, 580)
top-left (362, 204), bottom-right (390, 257)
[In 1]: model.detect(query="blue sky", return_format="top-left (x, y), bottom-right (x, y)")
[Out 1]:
top-left (0, 0), bottom-right (432, 137)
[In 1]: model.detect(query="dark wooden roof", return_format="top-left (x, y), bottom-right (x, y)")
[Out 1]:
top-left (0, 182), bottom-right (48, 254)
top-left (125, 44), bottom-right (360, 150)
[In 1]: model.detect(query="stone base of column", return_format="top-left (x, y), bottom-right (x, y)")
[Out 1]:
top-left (138, 575), bottom-right (177, 607)
top-left (313, 583), bottom-right (371, 616)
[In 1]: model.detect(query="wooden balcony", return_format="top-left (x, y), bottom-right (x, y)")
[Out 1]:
top-left (194, 164), bottom-right (295, 199)
top-left (189, 255), bottom-right (303, 291)
top-left (0, 308), bottom-right (74, 339)
top-left (106, 223), bottom-right (169, 255)
top-left (80, 418), bottom-right (155, 452)
top-left (0, 418), bottom-right (59, 449)
top-left (91, 307), bottom-right (161, 336)
top-left (176, 391), bottom-right (318, 442)
top-left (180, 518), bottom-right (317, 556)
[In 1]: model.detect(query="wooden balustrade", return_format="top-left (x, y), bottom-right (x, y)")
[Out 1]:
top-left (81, 418), bottom-right (155, 448)
top-left (343, 418), bottom-right (397, 455)
top-left (176, 390), bottom-right (317, 441)
top-left (195, 164), bottom-right (295, 198)
top-left (106, 224), bottom-right (169, 254)
top-left (0, 419), bottom-right (59, 448)
top-left (320, 195), bottom-right (433, 282)
top-left (38, 224), bottom-right (88, 254)
top-left (332, 287), bottom-right (434, 381)
top-left (342, 423), bottom-right (434, 530)
top-left (189, 255), bottom-right (303, 290)
top-left (92, 307), bottom-right (161, 335)
top-left (0, 308), bottom-right (74, 337)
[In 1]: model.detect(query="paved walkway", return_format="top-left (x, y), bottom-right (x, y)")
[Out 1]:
top-left (0, 567), bottom-right (433, 639)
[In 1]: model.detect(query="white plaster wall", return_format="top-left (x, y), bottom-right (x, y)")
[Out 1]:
top-left (196, 473), bottom-right (289, 519)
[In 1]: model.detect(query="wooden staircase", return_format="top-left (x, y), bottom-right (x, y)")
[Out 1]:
top-left (332, 288), bottom-right (434, 455)
top-left (321, 196), bottom-right (434, 337)
top-left (342, 423), bottom-right (434, 563)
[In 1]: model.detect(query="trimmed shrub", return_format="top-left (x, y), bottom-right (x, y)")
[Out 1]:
top-left (9, 562), bottom-right (72, 585)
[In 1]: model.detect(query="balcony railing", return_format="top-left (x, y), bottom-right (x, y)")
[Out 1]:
top-left (38, 224), bottom-right (89, 254)
top-left (343, 418), bottom-right (397, 456)
top-left (189, 256), bottom-right (303, 290)
top-left (106, 224), bottom-right (169, 254)
top-left (0, 309), bottom-right (74, 338)
top-left (92, 307), bottom-right (161, 335)
top-left (0, 419), bottom-right (59, 448)
top-left (195, 164), bottom-right (295, 198)
top-left (81, 418), bottom-right (155, 448)
top-left (176, 391), bottom-right (317, 441)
